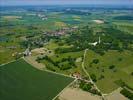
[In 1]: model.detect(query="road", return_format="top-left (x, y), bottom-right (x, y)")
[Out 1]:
top-left (82, 49), bottom-right (106, 100)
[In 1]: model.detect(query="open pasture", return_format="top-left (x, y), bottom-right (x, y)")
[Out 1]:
top-left (84, 50), bottom-right (133, 93)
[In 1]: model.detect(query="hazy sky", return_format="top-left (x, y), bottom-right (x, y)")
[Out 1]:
top-left (0, 0), bottom-right (133, 6)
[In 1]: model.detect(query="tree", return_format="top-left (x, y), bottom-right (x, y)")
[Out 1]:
top-left (90, 74), bottom-right (97, 82)
top-left (109, 65), bottom-right (115, 69)
top-left (92, 59), bottom-right (99, 64)
top-left (118, 58), bottom-right (122, 61)
top-left (131, 72), bottom-right (133, 76)
top-left (79, 81), bottom-right (92, 91)
top-left (82, 84), bottom-right (92, 91)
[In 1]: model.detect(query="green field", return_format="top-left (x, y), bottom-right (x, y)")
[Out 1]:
top-left (0, 59), bottom-right (74, 100)
top-left (113, 22), bottom-right (133, 35)
top-left (84, 50), bottom-right (133, 93)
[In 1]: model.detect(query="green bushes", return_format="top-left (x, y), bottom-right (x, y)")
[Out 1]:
top-left (115, 79), bottom-right (126, 87)
top-left (79, 81), bottom-right (92, 91)
top-left (109, 65), bottom-right (115, 69)
top-left (92, 59), bottom-right (99, 64)
top-left (131, 72), bottom-right (133, 76)
top-left (120, 88), bottom-right (133, 100)
top-left (118, 58), bottom-right (122, 61)
top-left (55, 47), bottom-right (82, 53)
top-left (90, 74), bottom-right (97, 82)
top-left (79, 80), bottom-right (101, 96)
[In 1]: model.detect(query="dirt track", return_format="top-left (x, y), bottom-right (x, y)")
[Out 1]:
top-left (24, 56), bottom-right (45, 70)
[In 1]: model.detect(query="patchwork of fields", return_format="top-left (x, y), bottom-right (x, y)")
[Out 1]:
top-left (0, 59), bottom-right (74, 100)
top-left (0, 6), bottom-right (133, 100)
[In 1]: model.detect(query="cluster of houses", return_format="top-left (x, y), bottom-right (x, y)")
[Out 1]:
top-left (45, 26), bottom-right (79, 36)
top-left (10, 25), bottom-right (79, 58)
top-left (23, 48), bottom-right (31, 56)
top-left (11, 47), bottom-right (31, 58)
top-left (71, 72), bottom-right (82, 79)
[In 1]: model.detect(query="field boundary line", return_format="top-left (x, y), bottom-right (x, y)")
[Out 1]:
top-left (23, 57), bottom-right (75, 79)
top-left (0, 60), bottom-right (17, 66)
top-left (0, 57), bottom-right (23, 67)
top-left (52, 79), bottom-right (77, 100)
top-left (45, 69), bottom-right (75, 79)
top-left (105, 87), bottom-right (122, 96)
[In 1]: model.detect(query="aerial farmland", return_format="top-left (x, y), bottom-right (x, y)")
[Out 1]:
top-left (0, 2), bottom-right (133, 100)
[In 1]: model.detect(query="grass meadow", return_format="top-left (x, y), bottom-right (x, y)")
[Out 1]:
top-left (84, 50), bottom-right (133, 93)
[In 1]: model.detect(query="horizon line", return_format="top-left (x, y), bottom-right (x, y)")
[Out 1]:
top-left (0, 4), bottom-right (133, 7)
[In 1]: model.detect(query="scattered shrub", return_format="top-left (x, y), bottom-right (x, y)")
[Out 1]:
top-left (115, 79), bottom-right (125, 87)
top-left (90, 74), bottom-right (97, 82)
top-left (109, 65), bottom-right (115, 69)
top-left (92, 59), bottom-right (99, 64)
top-left (131, 72), bottom-right (133, 76)
top-left (118, 58), bottom-right (122, 61)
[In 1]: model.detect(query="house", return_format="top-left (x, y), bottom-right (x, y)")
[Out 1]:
top-left (72, 72), bottom-right (81, 79)
top-left (23, 48), bottom-right (31, 56)
top-left (89, 36), bottom-right (101, 46)
top-left (89, 42), bottom-right (98, 46)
